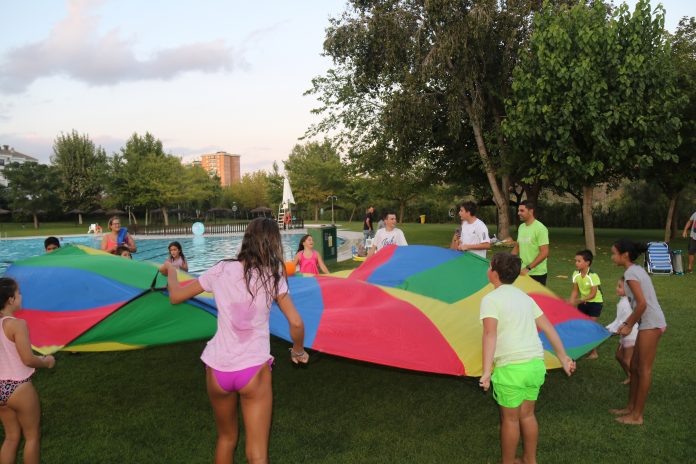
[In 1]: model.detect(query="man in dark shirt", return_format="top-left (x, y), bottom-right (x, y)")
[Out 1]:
top-left (363, 206), bottom-right (375, 244)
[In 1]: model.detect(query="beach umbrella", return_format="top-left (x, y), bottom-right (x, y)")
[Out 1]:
top-left (105, 209), bottom-right (126, 216)
top-left (67, 209), bottom-right (84, 214)
top-left (6, 245), bottom-right (216, 354)
top-left (0, 208), bottom-right (10, 214)
top-left (91, 208), bottom-right (105, 215)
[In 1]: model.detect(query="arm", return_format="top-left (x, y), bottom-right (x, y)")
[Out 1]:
top-left (6, 319), bottom-right (55, 368)
top-left (479, 317), bottom-right (497, 391)
top-left (569, 282), bottom-right (580, 306)
top-left (535, 314), bottom-right (575, 376)
top-left (618, 280), bottom-right (647, 335)
top-left (292, 252), bottom-right (301, 268)
top-left (449, 233), bottom-right (459, 250)
top-left (511, 241), bottom-right (519, 255)
top-left (316, 253), bottom-right (330, 274)
top-left (367, 244), bottom-right (377, 257)
top-left (684, 219), bottom-right (693, 238)
top-left (180, 257), bottom-right (188, 272)
top-left (164, 262), bottom-right (204, 304)
top-left (521, 244), bottom-right (549, 275)
top-left (276, 292), bottom-right (309, 364)
top-left (100, 235), bottom-right (114, 253)
top-left (126, 235), bottom-right (137, 253)
top-left (583, 286), bottom-right (598, 302)
top-left (459, 242), bottom-right (492, 251)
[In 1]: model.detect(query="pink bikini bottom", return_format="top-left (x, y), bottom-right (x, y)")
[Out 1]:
top-left (210, 359), bottom-right (273, 392)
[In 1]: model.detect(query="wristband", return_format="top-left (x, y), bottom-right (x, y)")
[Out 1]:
top-left (526, 266), bottom-right (532, 271)
top-left (289, 348), bottom-right (306, 358)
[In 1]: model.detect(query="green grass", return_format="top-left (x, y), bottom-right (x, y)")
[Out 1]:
top-left (7, 224), bottom-right (696, 462)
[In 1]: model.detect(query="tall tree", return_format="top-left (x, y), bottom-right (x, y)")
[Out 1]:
top-left (504, 0), bottom-right (682, 253)
top-left (3, 162), bottom-right (58, 229)
top-left (284, 141), bottom-right (346, 220)
top-left (51, 130), bottom-right (108, 224)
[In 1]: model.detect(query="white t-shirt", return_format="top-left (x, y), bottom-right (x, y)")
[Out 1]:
top-left (690, 212), bottom-right (696, 240)
top-left (460, 218), bottom-right (490, 258)
top-left (372, 227), bottom-right (408, 251)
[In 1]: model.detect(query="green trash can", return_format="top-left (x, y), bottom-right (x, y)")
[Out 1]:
top-left (308, 225), bottom-right (338, 264)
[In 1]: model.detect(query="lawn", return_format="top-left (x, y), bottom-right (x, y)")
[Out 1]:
top-left (5, 223), bottom-right (696, 463)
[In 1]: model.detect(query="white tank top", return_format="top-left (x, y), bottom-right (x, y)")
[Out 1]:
top-left (0, 317), bottom-right (35, 381)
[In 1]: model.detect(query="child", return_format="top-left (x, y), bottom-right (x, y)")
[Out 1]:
top-left (44, 236), bottom-right (60, 253)
top-left (292, 235), bottom-right (329, 275)
top-left (569, 249), bottom-right (603, 359)
top-left (609, 239), bottom-right (666, 425)
top-left (161, 218), bottom-right (308, 462)
top-left (166, 241), bottom-right (188, 272)
top-left (479, 253), bottom-right (575, 464)
top-left (605, 278), bottom-right (638, 384)
top-left (115, 246), bottom-right (132, 259)
top-left (0, 277), bottom-right (56, 464)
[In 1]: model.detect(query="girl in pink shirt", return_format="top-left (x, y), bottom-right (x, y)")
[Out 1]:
top-left (292, 235), bottom-right (330, 275)
top-left (0, 278), bottom-right (56, 464)
top-left (162, 218), bottom-right (308, 463)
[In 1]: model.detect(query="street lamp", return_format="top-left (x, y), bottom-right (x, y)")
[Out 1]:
top-left (326, 195), bottom-right (337, 224)
top-left (232, 202), bottom-right (238, 221)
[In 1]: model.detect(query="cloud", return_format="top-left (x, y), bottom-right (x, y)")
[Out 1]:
top-left (0, 0), bottom-right (241, 93)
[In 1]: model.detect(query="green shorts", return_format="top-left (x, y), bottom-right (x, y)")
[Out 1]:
top-left (491, 358), bottom-right (546, 408)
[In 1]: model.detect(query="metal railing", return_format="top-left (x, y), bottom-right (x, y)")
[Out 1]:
top-left (128, 219), bottom-right (304, 236)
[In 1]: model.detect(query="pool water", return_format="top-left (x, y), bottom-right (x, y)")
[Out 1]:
top-left (0, 234), bottom-right (310, 275)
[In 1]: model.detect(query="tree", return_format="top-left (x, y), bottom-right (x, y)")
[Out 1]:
top-left (307, 0), bottom-right (559, 238)
top-left (284, 141), bottom-right (346, 220)
top-left (51, 130), bottom-right (108, 224)
top-left (3, 162), bottom-right (58, 229)
top-left (504, 0), bottom-right (682, 253)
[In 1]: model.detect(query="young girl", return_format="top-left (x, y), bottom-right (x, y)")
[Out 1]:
top-left (0, 278), bottom-right (56, 464)
top-left (292, 235), bottom-right (329, 275)
top-left (606, 278), bottom-right (638, 384)
top-left (609, 239), bottom-right (667, 425)
top-left (100, 216), bottom-right (137, 255)
top-left (115, 246), bottom-right (132, 259)
top-left (166, 241), bottom-right (188, 272)
top-left (161, 218), bottom-right (308, 462)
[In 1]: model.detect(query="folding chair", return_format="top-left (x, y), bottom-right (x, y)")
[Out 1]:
top-left (644, 242), bottom-right (673, 275)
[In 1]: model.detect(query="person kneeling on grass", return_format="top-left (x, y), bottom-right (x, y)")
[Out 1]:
top-left (479, 252), bottom-right (575, 464)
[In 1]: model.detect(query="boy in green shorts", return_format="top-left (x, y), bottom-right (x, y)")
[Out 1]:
top-left (569, 249), bottom-right (603, 359)
top-left (479, 253), bottom-right (576, 464)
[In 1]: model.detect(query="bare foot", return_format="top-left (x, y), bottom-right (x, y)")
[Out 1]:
top-left (513, 458), bottom-right (526, 464)
top-left (587, 351), bottom-right (599, 359)
top-left (616, 415), bottom-right (643, 425)
top-left (621, 377), bottom-right (631, 385)
top-left (609, 408), bottom-right (632, 415)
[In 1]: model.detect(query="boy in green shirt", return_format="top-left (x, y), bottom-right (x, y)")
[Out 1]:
top-left (480, 252), bottom-right (575, 464)
top-left (512, 201), bottom-right (549, 286)
top-left (569, 249), bottom-right (603, 359)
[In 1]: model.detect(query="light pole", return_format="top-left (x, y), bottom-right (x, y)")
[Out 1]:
top-left (232, 202), bottom-right (238, 221)
top-left (326, 195), bottom-right (337, 224)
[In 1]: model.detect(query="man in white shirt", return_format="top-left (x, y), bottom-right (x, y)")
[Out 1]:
top-left (452, 201), bottom-right (490, 259)
top-left (368, 212), bottom-right (408, 256)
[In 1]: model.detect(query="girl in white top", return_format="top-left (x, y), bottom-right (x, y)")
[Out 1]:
top-left (605, 278), bottom-right (639, 384)
top-left (0, 278), bottom-right (56, 464)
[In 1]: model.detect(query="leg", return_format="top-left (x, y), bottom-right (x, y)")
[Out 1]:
top-left (518, 400), bottom-right (538, 464)
top-left (621, 345), bottom-right (634, 384)
top-left (5, 382), bottom-right (41, 464)
top-left (498, 405), bottom-right (521, 464)
top-left (206, 367), bottom-right (240, 464)
top-left (688, 253), bottom-right (694, 272)
top-left (0, 405), bottom-right (21, 464)
top-left (239, 365), bottom-right (272, 464)
top-left (617, 329), bottom-right (662, 425)
top-left (610, 342), bottom-right (641, 415)
top-left (587, 316), bottom-right (599, 358)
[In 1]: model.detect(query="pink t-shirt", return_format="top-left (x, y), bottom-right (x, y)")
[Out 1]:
top-left (298, 250), bottom-right (319, 275)
top-left (198, 260), bottom-right (288, 372)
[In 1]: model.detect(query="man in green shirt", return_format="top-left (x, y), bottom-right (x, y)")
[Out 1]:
top-left (512, 201), bottom-right (549, 286)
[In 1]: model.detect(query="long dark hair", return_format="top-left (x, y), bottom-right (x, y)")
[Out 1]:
top-left (235, 217), bottom-right (286, 304)
top-left (297, 234), bottom-right (311, 253)
top-left (613, 239), bottom-right (648, 262)
top-left (0, 277), bottom-right (19, 310)
top-left (168, 241), bottom-right (186, 263)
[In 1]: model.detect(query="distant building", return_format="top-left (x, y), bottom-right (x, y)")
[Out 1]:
top-left (0, 145), bottom-right (38, 187)
top-left (200, 151), bottom-right (241, 186)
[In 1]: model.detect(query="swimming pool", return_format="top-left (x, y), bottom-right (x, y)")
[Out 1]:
top-left (0, 234), bottom-right (311, 275)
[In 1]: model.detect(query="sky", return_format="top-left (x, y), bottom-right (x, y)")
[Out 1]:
top-left (0, 0), bottom-right (693, 174)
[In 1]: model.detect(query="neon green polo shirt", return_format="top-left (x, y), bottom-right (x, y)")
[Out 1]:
top-left (517, 220), bottom-right (549, 276)
top-left (572, 270), bottom-right (603, 303)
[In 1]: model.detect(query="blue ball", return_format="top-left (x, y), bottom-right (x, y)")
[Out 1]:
top-left (192, 222), bottom-right (205, 236)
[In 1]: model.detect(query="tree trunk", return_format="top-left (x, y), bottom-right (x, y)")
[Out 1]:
top-left (664, 191), bottom-right (680, 243)
top-left (524, 181), bottom-right (542, 206)
top-left (314, 205), bottom-right (319, 221)
top-left (399, 201), bottom-right (405, 224)
top-left (145, 209), bottom-right (149, 226)
top-left (348, 207), bottom-right (356, 223)
top-left (78, 213), bottom-right (83, 225)
top-left (33, 213), bottom-right (39, 229)
top-left (162, 206), bottom-right (169, 227)
top-left (465, 100), bottom-right (511, 239)
top-left (582, 185), bottom-right (595, 254)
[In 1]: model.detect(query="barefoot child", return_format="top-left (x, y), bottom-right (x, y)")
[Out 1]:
top-left (569, 249), bottom-right (603, 358)
top-left (609, 239), bottom-right (666, 425)
top-left (0, 278), bottom-right (56, 464)
top-left (479, 253), bottom-right (575, 464)
top-left (161, 218), bottom-right (308, 462)
top-left (605, 278), bottom-right (638, 384)
top-left (292, 235), bottom-right (329, 275)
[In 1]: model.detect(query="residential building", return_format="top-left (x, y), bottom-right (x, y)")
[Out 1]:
top-left (0, 145), bottom-right (38, 186)
top-left (200, 151), bottom-right (241, 186)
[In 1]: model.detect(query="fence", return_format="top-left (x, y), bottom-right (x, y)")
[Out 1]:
top-left (129, 219), bottom-right (304, 236)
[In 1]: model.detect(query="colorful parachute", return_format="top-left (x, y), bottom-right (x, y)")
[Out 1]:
top-left (269, 245), bottom-right (610, 376)
top-left (6, 244), bottom-right (609, 377)
top-left (5, 245), bottom-right (217, 354)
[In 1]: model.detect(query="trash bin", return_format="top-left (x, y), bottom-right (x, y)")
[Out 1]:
top-left (308, 225), bottom-right (338, 264)
top-left (419, 215), bottom-right (426, 224)
top-left (672, 249), bottom-right (684, 275)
